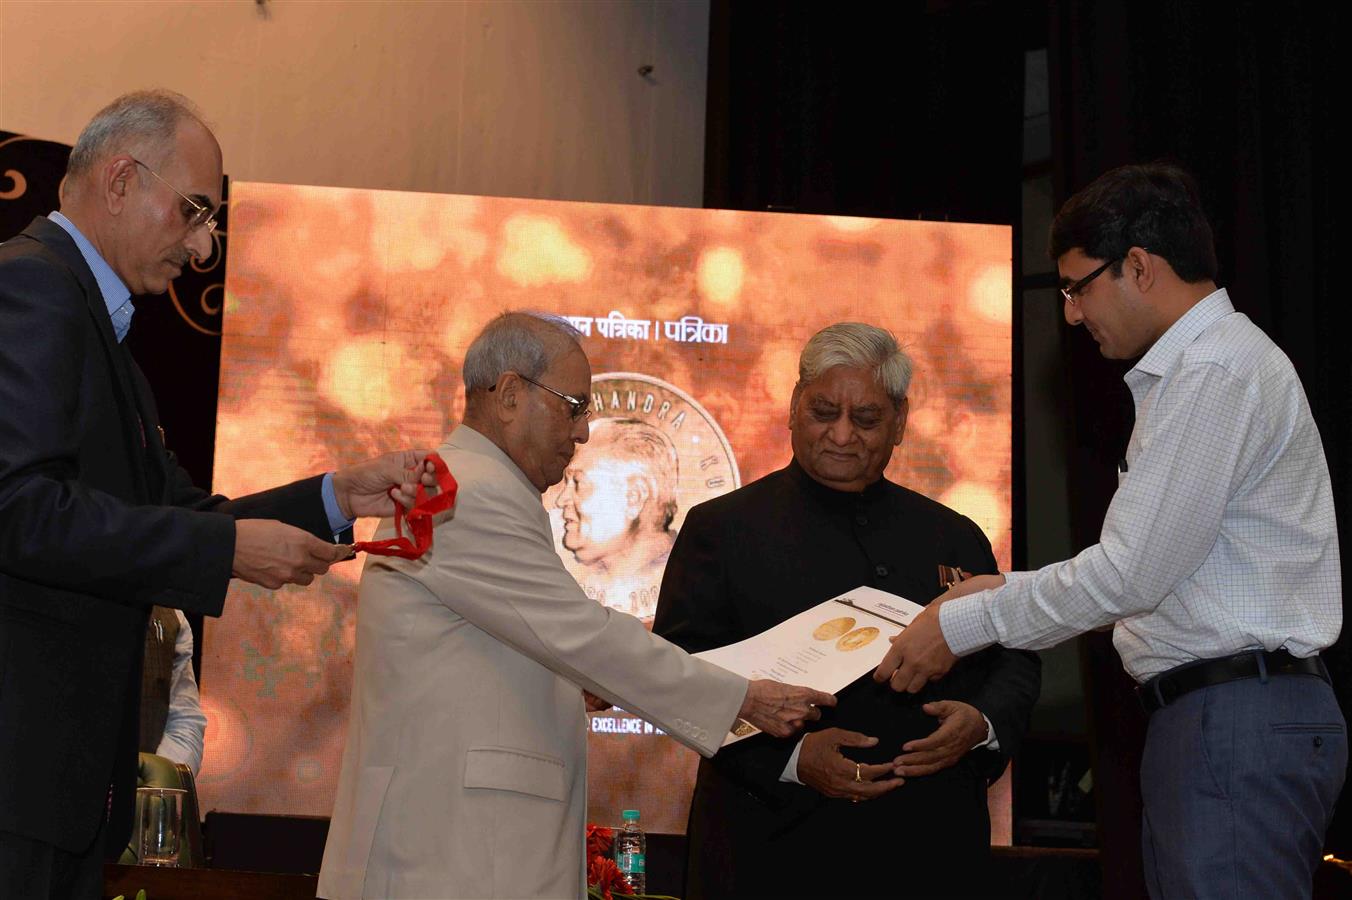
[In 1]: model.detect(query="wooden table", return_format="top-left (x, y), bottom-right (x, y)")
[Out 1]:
top-left (105, 850), bottom-right (1352, 899)
top-left (104, 863), bottom-right (317, 900)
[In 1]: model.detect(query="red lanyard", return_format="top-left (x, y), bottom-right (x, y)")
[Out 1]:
top-left (351, 452), bottom-right (458, 560)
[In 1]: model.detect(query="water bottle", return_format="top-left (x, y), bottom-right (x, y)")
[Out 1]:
top-left (613, 808), bottom-right (646, 895)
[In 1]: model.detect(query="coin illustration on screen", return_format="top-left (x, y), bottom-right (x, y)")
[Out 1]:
top-left (548, 373), bottom-right (741, 622)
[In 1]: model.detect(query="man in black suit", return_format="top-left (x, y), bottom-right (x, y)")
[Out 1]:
top-left (654, 322), bottom-right (1041, 899)
top-left (0, 90), bottom-right (431, 899)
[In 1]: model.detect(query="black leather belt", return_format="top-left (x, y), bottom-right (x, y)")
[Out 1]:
top-left (1137, 649), bottom-right (1328, 715)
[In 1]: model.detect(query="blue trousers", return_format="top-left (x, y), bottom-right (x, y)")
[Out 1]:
top-left (1140, 670), bottom-right (1346, 899)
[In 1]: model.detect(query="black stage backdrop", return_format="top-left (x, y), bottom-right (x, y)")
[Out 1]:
top-left (706, 0), bottom-right (1350, 897)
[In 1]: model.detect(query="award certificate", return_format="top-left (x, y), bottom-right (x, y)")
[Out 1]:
top-left (695, 585), bottom-right (926, 745)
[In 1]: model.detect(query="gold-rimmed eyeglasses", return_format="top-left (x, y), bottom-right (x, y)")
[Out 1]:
top-left (132, 157), bottom-right (219, 234)
top-left (491, 373), bottom-right (592, 421)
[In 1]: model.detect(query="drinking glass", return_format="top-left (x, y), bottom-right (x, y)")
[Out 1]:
top-left (136, 786), bottom-right (185, 867)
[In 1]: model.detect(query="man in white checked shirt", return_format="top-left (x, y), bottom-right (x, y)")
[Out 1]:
top-left (875, 163), bottom-right (1345, 899)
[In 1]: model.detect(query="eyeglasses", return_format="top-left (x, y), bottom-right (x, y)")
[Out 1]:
top-left (1059, 258), bottom-right (1117, 306)
top-left (494, 373), bottom-right (592, 421)
top-left (132, 158), bottom-right (219, 234)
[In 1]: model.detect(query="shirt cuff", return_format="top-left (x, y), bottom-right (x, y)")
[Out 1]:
top-left (321, 472), bottom-right (356, 540)
top-left (939, 592), bottom-right (1000, 657)
top-left (780, 736), bottom-right (808, 784)
top-left (977, 714), bottom-right (999, 752)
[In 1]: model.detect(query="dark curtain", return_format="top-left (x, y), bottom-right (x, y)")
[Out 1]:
top-left (705, 0), bottom-right (1025, 224)
top-left (1048, 1), bottom-right (1352, 895)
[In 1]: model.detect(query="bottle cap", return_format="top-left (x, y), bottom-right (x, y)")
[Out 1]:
top-left (622, 809), bottom-right (640, 820)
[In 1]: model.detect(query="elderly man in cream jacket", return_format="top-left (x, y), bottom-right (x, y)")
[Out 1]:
top-left (318, 312), bottom-right (833, 900)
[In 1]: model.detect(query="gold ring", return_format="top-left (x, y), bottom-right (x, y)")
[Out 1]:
top-left (854, 762), bottom-right (862, 783)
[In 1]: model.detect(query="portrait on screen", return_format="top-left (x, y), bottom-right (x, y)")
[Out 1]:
top-left (554, 416), bottom-right (678, 618)
top-left (198, 182), bottom-right (1012, 836)
top-left (547, 375), bottom-right (739, 621)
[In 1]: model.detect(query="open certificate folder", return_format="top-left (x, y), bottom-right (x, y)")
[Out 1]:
top-left (694, 585), bottom-right (926, 746)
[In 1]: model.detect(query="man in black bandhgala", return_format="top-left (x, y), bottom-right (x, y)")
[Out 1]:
top-left (655, 322), bottom-right (1040, 899)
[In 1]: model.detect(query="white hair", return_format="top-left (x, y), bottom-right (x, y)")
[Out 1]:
top-left (462, 311), bottom-right (583, 394)
top-left (798, 322), bottom-right (913, 404)
top-left (589, 418), bottom-right (679, 530)
top-left (66, 90), bottom-right (205, 177)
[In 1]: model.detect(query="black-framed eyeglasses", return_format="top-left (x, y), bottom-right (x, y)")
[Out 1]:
top-left (1059, 258), bottom-right (1117, 306)
top-left (493, 373), bottom-right (592, 421)
top-left (132, 157), bottom-right (219, 233)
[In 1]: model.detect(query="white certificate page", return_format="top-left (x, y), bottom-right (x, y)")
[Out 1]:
top-left (695, 585), bottom-right (926, 745)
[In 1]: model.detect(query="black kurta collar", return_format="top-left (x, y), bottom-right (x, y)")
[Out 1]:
top-left (784, 456), bottom-right (892, 511)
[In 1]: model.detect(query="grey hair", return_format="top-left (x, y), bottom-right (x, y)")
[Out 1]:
top-left (66, 90), bottom-right (205, 177)
top-left (798, 322), bottom-right (913, 405)
top-left (463, 311), bottom-right (583, 393)
top-left (589, 418), bottom-right (680, 530)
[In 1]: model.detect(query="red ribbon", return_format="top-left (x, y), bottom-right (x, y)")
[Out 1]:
top-left (351, 452), bottom-right (458, 560)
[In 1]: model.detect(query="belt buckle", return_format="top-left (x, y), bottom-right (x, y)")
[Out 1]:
top-left (1136, 676), bottom-right (1170, 714)
top-left (1135, 683), bottom-right (1150, 713)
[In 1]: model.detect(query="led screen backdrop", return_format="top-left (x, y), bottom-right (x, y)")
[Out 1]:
top-left (200, 182), bottom-right (1013, 837)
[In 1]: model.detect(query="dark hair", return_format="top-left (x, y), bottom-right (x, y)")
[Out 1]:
top-left (1049, 163), bottom-right (1219, 283)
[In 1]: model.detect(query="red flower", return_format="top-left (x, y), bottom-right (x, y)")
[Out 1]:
top-left (587, 854), bottom-right (634, 900)
top-left (586, 824), bottom-right (614, 859)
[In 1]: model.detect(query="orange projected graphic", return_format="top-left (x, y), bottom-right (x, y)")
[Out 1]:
top-left (201, 183), bottom-right (1013, 837)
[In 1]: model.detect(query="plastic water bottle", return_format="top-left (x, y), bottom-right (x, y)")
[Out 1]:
top-left (613, 808), bottom-right (646, 895)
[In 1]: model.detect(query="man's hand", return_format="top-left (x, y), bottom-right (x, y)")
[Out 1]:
top-left (332, 450), bottom-right (438, 519)
top-left (738, 680), bottom-right (836, 739)
top-left (873, 574), bottom-right (1005, 693)
top-left (797, 728), bottom-right (904, 801)
top-left (872, 602), bottom-right (957, 692)
top-left (891, 701), bottom-right (988, 777)
top-left (232, 519), bottom-right (349, 589)
top-left (583, 691), bottom-right (612, 713)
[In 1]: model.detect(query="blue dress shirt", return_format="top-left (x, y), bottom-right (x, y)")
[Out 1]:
top-left (50, 211), bottom-right (134, 343)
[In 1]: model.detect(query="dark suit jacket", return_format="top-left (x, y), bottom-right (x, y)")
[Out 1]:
top-left (0, 216), bottom-right (332, 853)
top-left (654, 461), bottom-right (1041, 899)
